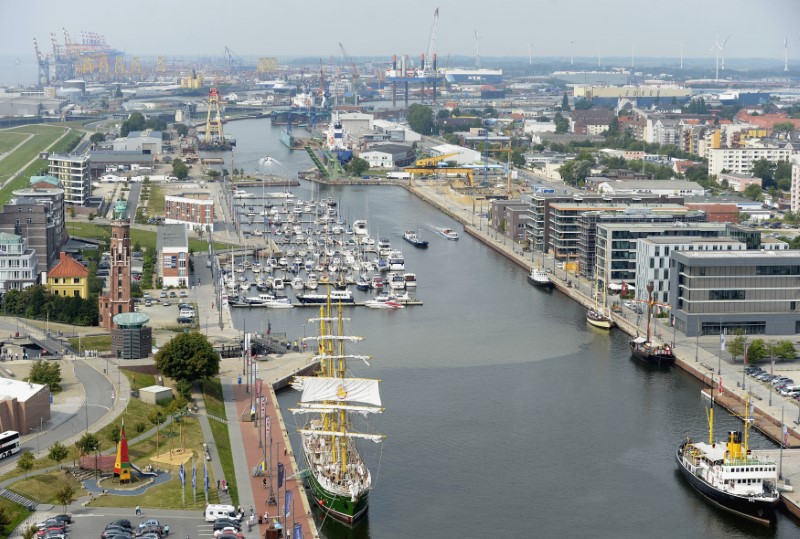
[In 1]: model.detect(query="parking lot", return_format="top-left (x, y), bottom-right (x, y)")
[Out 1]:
top-left (34, 508), bottom-right (226, 538)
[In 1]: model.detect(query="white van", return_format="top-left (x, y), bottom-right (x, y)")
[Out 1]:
top-left (204, 504), bottom-right (239, 522)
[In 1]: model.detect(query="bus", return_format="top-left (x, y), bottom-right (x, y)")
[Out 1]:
top-left (0, 431), bottom-right (20, 459)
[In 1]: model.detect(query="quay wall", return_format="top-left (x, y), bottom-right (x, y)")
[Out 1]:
top-left (404, 183), bottom-right (800, 447)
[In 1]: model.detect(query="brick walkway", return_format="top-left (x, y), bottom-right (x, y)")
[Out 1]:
top-left (232, 383), bottom-right (318, 539)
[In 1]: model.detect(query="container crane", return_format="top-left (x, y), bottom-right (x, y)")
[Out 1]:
top-left (338, 42), bottom-right (359, 104)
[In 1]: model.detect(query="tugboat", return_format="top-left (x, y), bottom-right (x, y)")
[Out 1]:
top-left (290, 294), bottom-right (385, 524)
top-left (526, 268), bottom-right (554, 289)
top-left (402, 230), bottom-right (429, 249)
top-left (629, 282), bottom-right (676, 366)
top-left (676, 387), bottom-right (780, 526)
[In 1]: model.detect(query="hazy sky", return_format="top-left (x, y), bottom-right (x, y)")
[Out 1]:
top-left (2, 0), bottom-right (799, 62)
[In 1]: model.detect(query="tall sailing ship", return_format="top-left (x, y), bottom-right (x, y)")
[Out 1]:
top-left (291, 297), bottom-right (385, 525)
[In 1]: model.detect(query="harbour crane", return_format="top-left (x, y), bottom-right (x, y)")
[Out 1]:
top-left (424, 7), bottom-right (439, 75)
top-left (224, 46), bottom-right (243, 78)
top-left (338, 42), bottom-right (360, 104)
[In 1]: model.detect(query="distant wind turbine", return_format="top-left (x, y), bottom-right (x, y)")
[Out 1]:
top-left (720, 35), bottom-right (731, 71)
top-left (680, 41), bottom-right (684, 70)
top-left (785, 37), bottom-right (789, 72)
top-left (570, 40), bottom-right (575, 66)
top-left (474, 30), bottom-right (481, 69)
top-left (708, 36), bottom-right (722, 80)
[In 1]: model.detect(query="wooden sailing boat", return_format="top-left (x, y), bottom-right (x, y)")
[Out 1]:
top-left (629, 281), bottom-right (676, 366)
top-left (290, 294), bottom-right (385, 525)
top-left (586, 251), bottom-right (613, 329)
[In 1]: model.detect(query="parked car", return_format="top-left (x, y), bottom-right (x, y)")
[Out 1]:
top-left (179, 291), bottom-right (188, 297)
top-left (169, 291), bottom-right (177, 298)
top-left (159, 291), bottom-right (167, 298)
top-left (177, 316), bottom-right (193, 324)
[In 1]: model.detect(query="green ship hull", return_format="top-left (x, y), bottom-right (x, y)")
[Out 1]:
top-left (305, 463), bottom-right (369, 525)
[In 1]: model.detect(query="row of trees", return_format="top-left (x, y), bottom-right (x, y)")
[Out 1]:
top-left (2, 286), bottom-right (98, 326)
top-left (725, 331), bottom-right (797, 364)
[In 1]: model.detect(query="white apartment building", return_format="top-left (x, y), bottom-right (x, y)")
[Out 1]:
top-left (707, 146), bottom-right (791, 176)
top-left (635, 236), bottom-right (745, 304)
top-left (0, 233), bottom-right (38, 293)
top-left (47, 154), bottom-right (90, 205)
top-left (360, 150), bottom-right (394, 168)
top-left (791, 157), bottom-right (800, 212)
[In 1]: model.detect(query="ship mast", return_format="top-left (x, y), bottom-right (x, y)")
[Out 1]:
top-left (337, 306), bottom-right (348, 471)
top-left (646, 281), bottom-right (654, 342)
top-left (708, 374), bottom-right (715, 446)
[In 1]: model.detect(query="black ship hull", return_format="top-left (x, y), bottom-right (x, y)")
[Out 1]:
top-left (526, 275), bottom-right (554, 289)
top-left (630, 342), bottom-right (675, 367)
top-left (675, 442), bottom-right (778, 526)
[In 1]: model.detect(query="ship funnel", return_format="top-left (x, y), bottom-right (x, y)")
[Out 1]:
top-left (727, 430), bottom-right (744, 460)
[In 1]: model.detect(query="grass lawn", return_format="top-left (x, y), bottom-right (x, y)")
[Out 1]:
top-left (201, 379), bottom-right (238, 506)
top-left (0, 126), bottom-right (66, 178)
top-left (0, 498), bottom-right (30, 539)
top-left (120, 369), bottom-right (157, 392)
top-left (67, 334), bottom-right (111, 352)
top-left (0, 132), bottom-right (27, 155)
top-left (8, 471), bottom-right (80, 505)
top-left (88, 415), bottom-right (221, 510)
top-left (147, 184), bottom-right (164, 217)
top-left (66, 221), bottom-right (237, 253)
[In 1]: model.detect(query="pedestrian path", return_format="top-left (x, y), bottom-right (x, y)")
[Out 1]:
top-left (192, 383), bottom-right (231, 506)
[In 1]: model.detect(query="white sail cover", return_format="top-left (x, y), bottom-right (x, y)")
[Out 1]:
top-left (298, 377), bottom-right (382, 406)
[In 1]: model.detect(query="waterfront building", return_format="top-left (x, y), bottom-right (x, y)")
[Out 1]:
top-left (635, 236), bottom-right (745, 305)
top-left (0, 233), bottom-right (38, 293)
top-left (581, 213), bottom-right (709, 280)
top-left (707, 146), bottom-right (791, 176)
top-left (46, 252), bottom-right (89, 299)
top-left (551, 203), bottom-right (693, 263)
top-left (521, 192), bottom-right (679, 254)
top-left (47, 154), bottom-right (90, 205)
top-left (429, 144), bottom-right (481, 165)
top-left (164, 193), bottom-right (214, 232)
top-left (0, 187), bottom-right (66, 271)
top-left (0, 378), bottom-right (50, 433)
top-left (572, 84), bottom-right (691, 107)
top-left (156, 224), bottom-right (188, 288)
top-left (669, 250), bottom-right (800, 337)
top-left (489, 200), bottom-right (529, 241)
top-left (112, 130), bottom-right (162, 154)
top-left (359, 144), bottom-right (415, 169)
top-left (98, 199), bottom-right (134, 330)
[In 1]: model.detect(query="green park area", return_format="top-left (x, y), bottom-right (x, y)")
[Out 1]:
top-left (0, 498), bottom-right (31, 539)
top-left (0, 132), bottom-right (28, 155)
top-left (66, 221), bottom-right (235, 254)
top-left (201, 378), bottom-right (238, 506)
top-left (0, 126), bottom-right (85, 207)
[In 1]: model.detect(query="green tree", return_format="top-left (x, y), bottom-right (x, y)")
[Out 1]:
top-left (775, 160), bottom-right (792, 181)
top-left (773, 340), bottom-right (797, 361)
top-left (605, 117), bottom-right (620, 137)
top-left (21, 524), bottom-right (38, 539)
top-left (553, 113), bottom-right (569, 134)
top-left (561, 94), bottom-right (570, 111)
top-left (155, 331), bottom-right (220, 383)
top-left (107, 423), bottom-right (122, 446)
top-left (120, 112), bottom-right (146, 137)
top-left (751, 158), bottom-right (776, 184)
top-left (347, 157), bottom-right (370, 177)
top-left (175, 124), bottom-right (189, 136)
top-left (16, 450), bottom-right (34, 477)
top-left (76, 432), bottom-right (100, 477)
top-left (48, 441), bottom-right (69, 468)
top-left (436, 109), bottom-right (451, 119)
top-left (0, 508), bottom-right (11, 536)
top-left (134, 421), bottom-right (146, 435)
top-left (55, 485), bottom-right (76, 513)
top-left (172, 158), bottom-right (189, 180)
top-left (727, 329), bottom-right (746, 364)
top-left (27, 360), bottom-right (61, 392)
top-left (742, 183), bottom-right (764, 201)
top-left (406, 104), bottom-right (434, 135)
top-left (511, 149), bottom-right (526, 168)
top-left (772, 121), bottom-right (795, 134)
top-left (746, 338), bottom-right (768, 363)
top-left (89, 132), bottom-right (105, 145)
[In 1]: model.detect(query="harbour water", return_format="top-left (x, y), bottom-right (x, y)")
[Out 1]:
top-left (224, 118), bottom-right (797, 538)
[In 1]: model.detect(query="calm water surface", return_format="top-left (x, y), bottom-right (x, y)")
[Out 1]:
top-left (224, 118), bottom-right (797, 539)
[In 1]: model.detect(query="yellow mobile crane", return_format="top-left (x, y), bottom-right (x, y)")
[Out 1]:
top-left (404, 152), bottom-right (475, 187)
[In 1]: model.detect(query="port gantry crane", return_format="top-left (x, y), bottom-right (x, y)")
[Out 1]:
top-left (404, 152), bottom-right (475, 188)
top-left (338, 42), bottom-right (360, 104)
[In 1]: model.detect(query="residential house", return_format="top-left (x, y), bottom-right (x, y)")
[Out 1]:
top-left (47, 252), bottom-right (89, 299)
